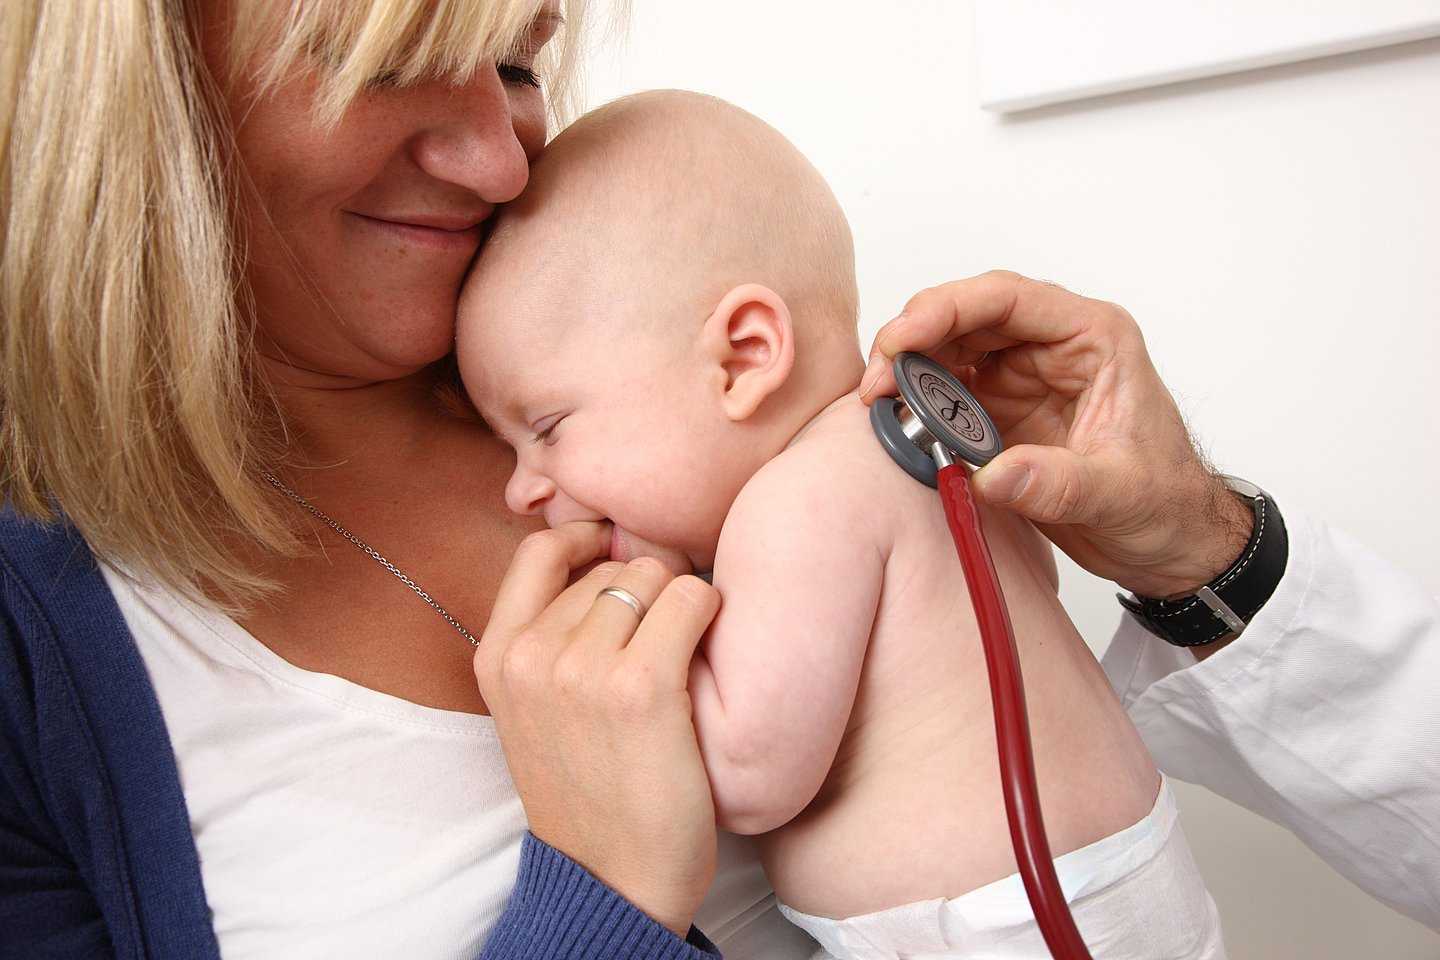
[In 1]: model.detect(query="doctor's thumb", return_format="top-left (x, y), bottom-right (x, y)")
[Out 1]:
top-left (972, 447), bottom-right (1096, 527)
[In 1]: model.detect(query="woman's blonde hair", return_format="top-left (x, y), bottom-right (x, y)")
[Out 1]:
top-left (1, 0), bottom-right (593, 605)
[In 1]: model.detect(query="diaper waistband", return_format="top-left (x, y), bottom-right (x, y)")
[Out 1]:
top-left (782, 772), bottom-right (1177, 931)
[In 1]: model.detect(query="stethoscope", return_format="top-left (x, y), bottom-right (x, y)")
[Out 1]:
top-left (871, 352), bottom-right (1093, 960)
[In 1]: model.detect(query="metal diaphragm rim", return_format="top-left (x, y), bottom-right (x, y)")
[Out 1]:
top-left (892, 352), bottom-right (1003, 467)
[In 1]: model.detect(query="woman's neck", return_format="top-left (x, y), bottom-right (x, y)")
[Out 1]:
top-left (261, 358), bottom-right (466, 474)
top-left (239, 356), bottom-right (532, 714)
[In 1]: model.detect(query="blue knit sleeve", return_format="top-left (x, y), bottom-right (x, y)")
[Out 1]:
top-left (479, 834), bottom-right (720, 960)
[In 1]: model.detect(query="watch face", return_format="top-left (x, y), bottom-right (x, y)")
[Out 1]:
top-left (894, 352), bottom-right (1003, 466)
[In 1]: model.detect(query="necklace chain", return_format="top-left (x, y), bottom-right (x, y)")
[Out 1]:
top-left (262, 472), bottom-right (479, 648)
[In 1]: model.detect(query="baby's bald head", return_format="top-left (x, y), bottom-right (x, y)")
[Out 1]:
top-left (468, 90), bottom-right (859, 355)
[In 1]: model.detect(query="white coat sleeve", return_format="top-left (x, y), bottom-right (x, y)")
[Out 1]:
top-left (1101, 496), bottom-right (1440, 931)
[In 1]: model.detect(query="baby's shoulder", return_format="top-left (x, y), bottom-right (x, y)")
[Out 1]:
top-left (719, 397), bottom-right (912, 568)
top-left (741, 395), bottom-right (926, 518)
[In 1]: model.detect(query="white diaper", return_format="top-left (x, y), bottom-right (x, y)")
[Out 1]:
top-left (779, 776), bottom-right (1224, 959)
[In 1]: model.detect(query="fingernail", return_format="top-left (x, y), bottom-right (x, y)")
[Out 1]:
top-left (981, 462), bottom-right (1030, 504)
top-left (873, 313), bottom-right (907, 351)
top-left (858, 355), bottom-right (883, 398)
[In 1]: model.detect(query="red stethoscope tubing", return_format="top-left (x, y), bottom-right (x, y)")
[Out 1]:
top-left (936, 462), bottom-right (1093, 960)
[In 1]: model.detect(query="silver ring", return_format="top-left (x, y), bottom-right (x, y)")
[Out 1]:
top-left (596, 586), bottom-right (645, 618)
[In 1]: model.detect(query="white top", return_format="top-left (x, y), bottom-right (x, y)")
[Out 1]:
top-left (1102, 496), bottom-right (1440, 931)
top-left (107, 566), bottom-right (824, 959)
top-left (113, 494), bottom-right (1440, 948)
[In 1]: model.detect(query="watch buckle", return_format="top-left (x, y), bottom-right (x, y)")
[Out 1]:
top-left (1196, 586), bottom-right (1246, 634)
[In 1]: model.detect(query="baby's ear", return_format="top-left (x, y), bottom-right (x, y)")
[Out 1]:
top-left (703, 284), bottom-right (795, 422)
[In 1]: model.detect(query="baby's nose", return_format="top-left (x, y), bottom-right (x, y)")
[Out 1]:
top-left (504, 465), bottom-right (554, 517)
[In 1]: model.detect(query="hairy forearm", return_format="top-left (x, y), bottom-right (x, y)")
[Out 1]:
top-left (1131, 471), bottom-right (1256, 601)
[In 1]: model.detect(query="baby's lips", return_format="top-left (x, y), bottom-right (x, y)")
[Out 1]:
top-left (607, 522), bottom-right (629, 563)
top-left (608, 525), bottom-right (694, 576)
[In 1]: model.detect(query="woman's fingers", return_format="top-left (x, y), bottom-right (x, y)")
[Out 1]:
top-left (546, 563), bottom-right (717, 712)
top-left (482, 521), bottom-right (612, 645)
top-left (475, 534), bottom-right (722, 936)
top-left (476, 523), bottom-right (615, 708)
top-left (580, 556), bottom-right (676, 653)
top-left (628, 574), bottom-right (721, 676)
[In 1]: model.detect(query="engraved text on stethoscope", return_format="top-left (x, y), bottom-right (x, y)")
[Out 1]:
top-left (916, 372), bottom-right (987, 442)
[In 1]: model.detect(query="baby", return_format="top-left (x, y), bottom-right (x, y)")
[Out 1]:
top-left (457, 90), bottom-right (1224, 959)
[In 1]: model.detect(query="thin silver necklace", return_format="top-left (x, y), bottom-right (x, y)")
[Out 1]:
top-left (261, 472), bottom-right (479, 647)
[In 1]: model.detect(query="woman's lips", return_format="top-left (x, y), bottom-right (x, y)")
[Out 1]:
top-left (351, 212), bottom-right (486, 249)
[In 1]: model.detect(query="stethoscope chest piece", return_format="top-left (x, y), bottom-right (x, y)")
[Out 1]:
top-left (870, 352), bottom-right (1003, 488)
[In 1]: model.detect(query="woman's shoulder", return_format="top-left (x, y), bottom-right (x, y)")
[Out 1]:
top-left (0, 503), bottom-right (109, 616)
top-left (0, 502), bottom-right (216, 958)
top-left (0, 502), bottom-right (145, 724)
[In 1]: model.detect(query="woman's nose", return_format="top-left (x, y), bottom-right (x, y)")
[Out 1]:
top-left (505, 462), bottom-right (555, 517)
top-left (411, 66), bottom-right (535, 203)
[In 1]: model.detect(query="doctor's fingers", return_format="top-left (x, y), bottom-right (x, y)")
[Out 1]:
top-left (861, 271), bottom-right (1138, 400)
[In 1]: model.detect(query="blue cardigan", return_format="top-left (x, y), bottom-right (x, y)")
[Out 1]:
top-left (0, 507), bottom-right (715, 959)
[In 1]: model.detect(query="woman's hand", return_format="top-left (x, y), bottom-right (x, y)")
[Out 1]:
top-left (475, 521), bottom-right (720, 937)
top-left (860, 270), bottom-right (1252, 599)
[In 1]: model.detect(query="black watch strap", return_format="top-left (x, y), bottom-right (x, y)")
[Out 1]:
top-left (1118, 478), bottom-right (1288, 647)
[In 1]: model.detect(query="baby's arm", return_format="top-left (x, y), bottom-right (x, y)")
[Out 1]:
top-left (688, 452), bottom-right (887, 836)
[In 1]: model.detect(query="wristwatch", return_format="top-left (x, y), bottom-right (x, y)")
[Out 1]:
top-left (1118, 477), bottom-right (1288, 647)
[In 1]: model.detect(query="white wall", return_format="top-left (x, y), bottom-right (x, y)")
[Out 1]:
top-left (579, 3), bottom-right (1440, 956)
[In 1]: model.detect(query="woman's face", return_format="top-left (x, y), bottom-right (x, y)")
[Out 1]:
top-left (203, 5), bottom-right (558, 384)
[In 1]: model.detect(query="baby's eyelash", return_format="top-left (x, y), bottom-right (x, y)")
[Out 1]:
top-left (528, 411), bottom-right (565, 445)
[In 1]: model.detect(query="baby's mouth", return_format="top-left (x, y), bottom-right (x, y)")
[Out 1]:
top-left (607, 524), bottom-right (694, 576)
top-left (607, 523), bottom-right (630, 563)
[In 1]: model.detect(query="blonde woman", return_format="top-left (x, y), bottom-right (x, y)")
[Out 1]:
top-left (0, 1), bottom-right (822, 957)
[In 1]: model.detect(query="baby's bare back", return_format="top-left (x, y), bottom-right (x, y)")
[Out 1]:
top-left (758, 397), bottom-right (1158, 920)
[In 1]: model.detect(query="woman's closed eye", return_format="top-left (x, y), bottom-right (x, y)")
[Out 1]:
top-left (362, 62), bottom-right (539, 91)
top-left (497, 62), bottom-right (541, 88)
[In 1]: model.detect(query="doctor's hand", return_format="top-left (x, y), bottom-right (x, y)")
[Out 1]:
top-left (475, 522), bottom-right (720, 937)
top-left (860, 270), bottom-right (1253, 600)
